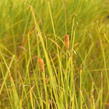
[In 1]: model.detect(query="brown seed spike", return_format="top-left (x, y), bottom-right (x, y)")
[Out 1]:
top-left (37, 58), bottom-right (45, 72)
top-left (64, 34), bottom-right (70, 49)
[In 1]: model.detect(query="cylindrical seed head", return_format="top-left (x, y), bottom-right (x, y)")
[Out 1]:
top-left (64, 34), bottom-right (70, 49)
top-left (37, 58), bottom-right (45, 72)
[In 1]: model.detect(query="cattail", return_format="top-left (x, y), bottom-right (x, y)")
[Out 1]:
top-left (64, 34), bottom-right (70, 49)
top-left (37, 58), bottom-right (45, 72)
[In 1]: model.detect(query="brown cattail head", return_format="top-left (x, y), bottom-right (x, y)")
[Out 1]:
top-left (37, 58), bottom-right (45, 72)
top-left (64, 34), bottom-right (70, 49)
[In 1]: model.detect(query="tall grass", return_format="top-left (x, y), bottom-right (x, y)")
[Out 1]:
top-left (0, 0), bottom-right (109, 109)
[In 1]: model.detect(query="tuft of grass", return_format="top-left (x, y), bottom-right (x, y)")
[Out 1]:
top-left (0, 0), bottom-right (109, 109)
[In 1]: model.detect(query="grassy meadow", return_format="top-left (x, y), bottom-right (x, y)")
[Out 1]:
top-left (0, 0), bottom-right (109, 109)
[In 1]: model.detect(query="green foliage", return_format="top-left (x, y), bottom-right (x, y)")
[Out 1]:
top-left (0, 0), bottom-right (109, 109)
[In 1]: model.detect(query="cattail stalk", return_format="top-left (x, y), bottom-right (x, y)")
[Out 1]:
top-left (64, 34), bottom-right (70, 49)
top-left (37, 58), bottom-right (45, 72)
